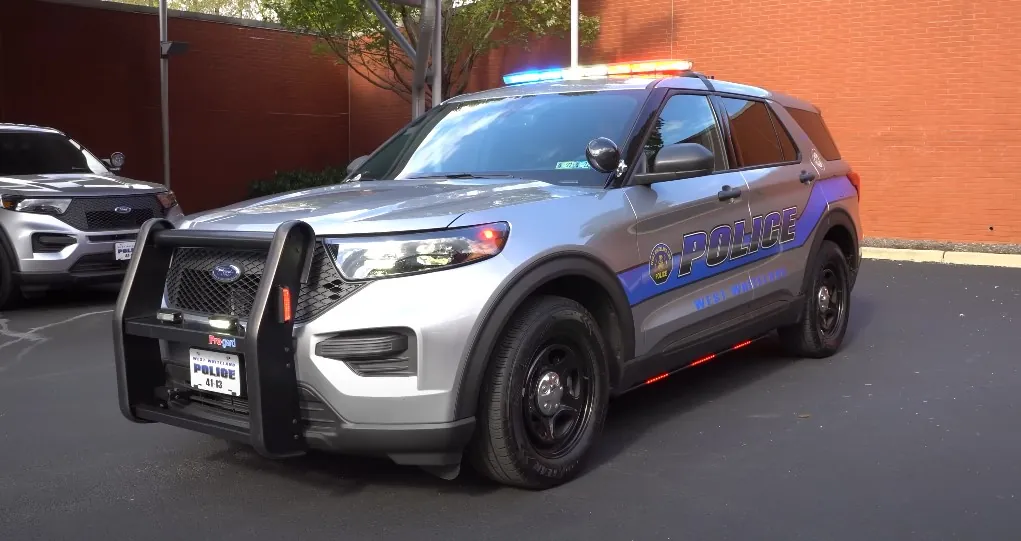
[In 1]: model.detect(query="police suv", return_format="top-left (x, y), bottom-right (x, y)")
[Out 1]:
top-left (113, 60), bottom-right (862, 489)
top-left (1, 124), bottom-right (182, 309)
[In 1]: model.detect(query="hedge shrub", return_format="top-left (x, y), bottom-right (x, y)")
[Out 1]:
top-left (248, 166), bottom-right (349, 198)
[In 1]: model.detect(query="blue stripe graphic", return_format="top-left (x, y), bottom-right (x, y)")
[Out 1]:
top-left (617, 175), bottom-right (855, 306)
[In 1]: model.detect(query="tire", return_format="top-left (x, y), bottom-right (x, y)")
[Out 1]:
top-left (0, 249), bottom-right (23, 311)
top-left (778, 239), bottom-right (851, 358)
top-left (468, 294), bottom-right (610, 490)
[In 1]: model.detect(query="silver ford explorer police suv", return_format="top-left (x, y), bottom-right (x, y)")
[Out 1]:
top-left (113, 60), bottom-right (863, 490)
top-left (0, 123), bottom-right (183, 309)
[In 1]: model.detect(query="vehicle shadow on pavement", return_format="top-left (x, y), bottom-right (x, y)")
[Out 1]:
top-left (196, 294), bottom-right (876, 492)
top-left (201, 440), bottom-right (503, 496)
top-left (11, 284), bottom-right (121, 312)
top-left (588, 293), bottom-right (877, 470)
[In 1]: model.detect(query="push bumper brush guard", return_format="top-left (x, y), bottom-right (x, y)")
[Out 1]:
top-left (113, 218), bottom-right (315, 459)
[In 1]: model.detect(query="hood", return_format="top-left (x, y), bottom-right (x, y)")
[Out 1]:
top-left (0, 173), bottom-right (166, 197)
top-left (176, 177), bottom-right (600, 235)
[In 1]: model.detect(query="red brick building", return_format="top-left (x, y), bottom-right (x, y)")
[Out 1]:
top-left (3, 0), bottom-right (1019, 246)
top-left (1, 0), bottom-right (350, 212)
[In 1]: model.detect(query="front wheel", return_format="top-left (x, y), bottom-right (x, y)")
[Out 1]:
top-left (778, 239), bottom-right (852, 358)
top-left (468, 295), bottom-right (610, 489)
top-left (0, 250), bottom-right (23, 311)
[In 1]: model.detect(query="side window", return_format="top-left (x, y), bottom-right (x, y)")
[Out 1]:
top-left (643, 94), bottom-right (726, 173)
top-left (720, 97), bottom-right (785, 168)
top-left (768, 106), bottom-right (799, 162)
top-left (784, 106), bottom-right (842, 160)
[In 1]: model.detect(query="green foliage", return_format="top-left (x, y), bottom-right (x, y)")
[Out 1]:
top-left (248, 166), bottom-right (349, 197)
top-left (261, 0), bottom-right (601, 102)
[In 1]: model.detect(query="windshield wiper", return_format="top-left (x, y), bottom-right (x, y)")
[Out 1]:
top-left (406, 173), bottom-right (517, 179)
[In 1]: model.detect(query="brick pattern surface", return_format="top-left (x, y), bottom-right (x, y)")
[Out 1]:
top-left (357, 0), bottom-right (1021, 244)
top-left (1, 0), bottom-right (349, 213)
top-left (4, 0), bottom-right (1018, 243)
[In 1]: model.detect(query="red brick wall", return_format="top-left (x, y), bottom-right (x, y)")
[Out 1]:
top-left (353, 0), bottom-right (1021, 245)
top-left (4, 0), bottom-right (1018, 244)
top-left (0, 0), bottom-right (349, 213)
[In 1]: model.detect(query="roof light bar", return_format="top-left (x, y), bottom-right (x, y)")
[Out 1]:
top-left (502, 59), bottom-right (694, 86)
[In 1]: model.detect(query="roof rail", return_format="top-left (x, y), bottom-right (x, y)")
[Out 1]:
top-left (676, 70), bottom-right (716, 92)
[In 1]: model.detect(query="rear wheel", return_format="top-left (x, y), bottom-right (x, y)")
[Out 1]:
top-left (778, 240), bottom-right (851, 358)
top-left (469, 295), bottom-right (610, 489)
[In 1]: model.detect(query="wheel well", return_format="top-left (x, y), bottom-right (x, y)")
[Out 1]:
top-left (823, 224), bottom-right (857, 273)
top-left (533, 275), bottom-right (625, 388)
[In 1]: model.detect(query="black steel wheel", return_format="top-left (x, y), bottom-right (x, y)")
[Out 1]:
top-left (521, 340), bottom-right (596, 460)
top-left (469, 294), bottom-right (610, 490)
top-left (778, 240), bottom-right (851, 358)
top-left (817, 263), bottom-right (846, 339)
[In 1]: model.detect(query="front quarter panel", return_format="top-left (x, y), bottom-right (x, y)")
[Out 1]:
top-left (445, 188), bottom-right (641, 414)
top-left (299, 188), bottom-right (640, 425)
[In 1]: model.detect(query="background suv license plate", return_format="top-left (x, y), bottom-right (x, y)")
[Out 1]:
top-left (115, 241), bottom-right (135, 261)
top-left (189, 348), bottom-right (241, 396)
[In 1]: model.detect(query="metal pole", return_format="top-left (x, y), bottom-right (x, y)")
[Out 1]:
top-left (570, 0), bottom-right (578, 67)
top-left (432, 0), bottom-right (442, 107)
top-left (159, 0), bottom-right (170, 188)
top-left (411, 0), bottom-right (436, 119)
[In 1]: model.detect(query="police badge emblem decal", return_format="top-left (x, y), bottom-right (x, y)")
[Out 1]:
top-left (649, 243), bottom-right (673, 286)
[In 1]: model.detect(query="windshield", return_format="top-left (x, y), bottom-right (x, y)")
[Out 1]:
top-left (0, 132), bottom-right (111, 176)
top-left (350, 90), bottom-right (646, 187)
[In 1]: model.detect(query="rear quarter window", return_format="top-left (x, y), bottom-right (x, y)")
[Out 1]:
top-left (784, 107), bottom-right (842, 161)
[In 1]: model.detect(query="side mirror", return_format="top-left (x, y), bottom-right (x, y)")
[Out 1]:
top-left (347, 155), bottom-right (369, 175)
top-left (103, 152), bottom-right (126, 172)
top-left (633, 143), bottom-right (714, 185)
top-left (585, 137), bottom-right (621, 174)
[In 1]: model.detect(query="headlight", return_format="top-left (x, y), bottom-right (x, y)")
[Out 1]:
top-left (157, 190), bottom-right (178, 210)
top-left (0, 195), bottom-right (72, 215)
top-left (325, 222), bottom-right (510, 281)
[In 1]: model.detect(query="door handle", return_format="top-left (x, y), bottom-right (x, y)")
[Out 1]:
top-left (799, 170), bottom-right (817, 184)
top-left (718, 185), bottom-right (742, 201)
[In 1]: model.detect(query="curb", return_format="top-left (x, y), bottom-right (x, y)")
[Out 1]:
top-left (861, 247), bottom-right (1021, 268)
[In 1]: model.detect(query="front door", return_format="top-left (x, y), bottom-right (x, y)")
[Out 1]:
top-left (621, 92), bottom-right (754, 362)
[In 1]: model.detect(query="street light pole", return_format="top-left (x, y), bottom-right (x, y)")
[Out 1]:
top-left (432, 0), bottom-right (442, 107)
top-left (159, 0), bottom-right (170, 188)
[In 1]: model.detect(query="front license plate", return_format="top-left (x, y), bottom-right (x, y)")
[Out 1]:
top-left (189, 348), bottom-right (242, 396)
top-left (114, 241), bottom-right (135, 261)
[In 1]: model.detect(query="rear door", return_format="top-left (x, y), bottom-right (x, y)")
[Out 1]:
top-left (621, 91), bottom-right (754, 361)
top-left (715, 96), bottom-right (809, 303)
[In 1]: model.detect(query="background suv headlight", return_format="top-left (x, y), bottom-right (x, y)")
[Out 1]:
top-left (0, 195), bottom-right (72, 215)
top-left (325, 222), bottom-right (510, 281)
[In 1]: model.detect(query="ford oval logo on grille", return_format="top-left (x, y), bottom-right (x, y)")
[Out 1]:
top-left (113, 206), bottom-right (132, 214)
top-left (211, 264), bottom-right (242, 283)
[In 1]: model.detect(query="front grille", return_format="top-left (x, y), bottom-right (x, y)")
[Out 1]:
top-left (56, 195), bottom-right (166, 232)
top-left (164, 241), bottom-right (364, 324)
top-left (165, 249), bottom-right (266, 318)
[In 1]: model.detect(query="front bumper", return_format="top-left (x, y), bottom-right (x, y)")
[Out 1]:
top-left (114, 219), bottom-right (500, 465)
top-left (2, 204), bottom-right (184, 286)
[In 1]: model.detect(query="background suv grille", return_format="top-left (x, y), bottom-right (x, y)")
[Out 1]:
top-left (164, 242), bottom-right (364, 324)
top-left (56, 195), bottom-right (166, 231)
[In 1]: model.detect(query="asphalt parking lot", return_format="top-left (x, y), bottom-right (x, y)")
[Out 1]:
top-left (1, 259), bottom-right (1020, 540)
